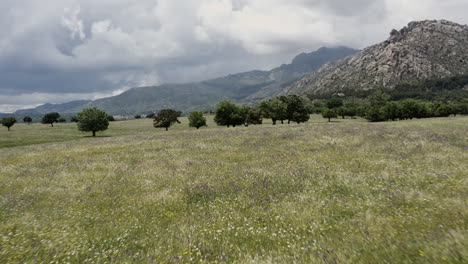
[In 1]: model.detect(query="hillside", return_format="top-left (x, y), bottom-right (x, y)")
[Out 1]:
top-left (7, 47), bottom-right (357, 116)
top-left (284, 20), bottom-right (468, 96)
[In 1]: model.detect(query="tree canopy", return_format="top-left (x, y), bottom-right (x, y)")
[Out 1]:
top-left (154, 109), bottom-right (181, 131)
top-left (42, 112), bottom-right (60, 127)
top-left (23, 116), bottom-right (32, 124)
top-left (1, 117), bottom-right (17, 131)
top-left (188, 111), bottom-right (207, 129)
top-left (76, 107), bottom-right (110, 137)
top-left (214, 100), bottom-right (244, 127)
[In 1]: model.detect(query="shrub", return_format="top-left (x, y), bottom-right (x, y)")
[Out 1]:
top-left (188, 111), bottom-right (207, 129)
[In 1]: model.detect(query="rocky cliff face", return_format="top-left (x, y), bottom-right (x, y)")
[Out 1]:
top-left (284, 20), bottom-right (468, 96)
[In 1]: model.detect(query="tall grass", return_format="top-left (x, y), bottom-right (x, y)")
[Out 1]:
top-left (0, 116), bottom-right (467, 263)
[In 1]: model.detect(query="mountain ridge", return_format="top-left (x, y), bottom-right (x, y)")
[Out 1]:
top-left (284, 20), bottom-right (468, 96)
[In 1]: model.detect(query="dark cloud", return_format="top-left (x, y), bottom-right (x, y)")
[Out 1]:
top-left (0, 0), bottom-right (467, 112)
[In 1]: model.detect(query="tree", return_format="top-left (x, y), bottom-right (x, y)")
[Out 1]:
top-left (70, 116), bottom-right (79, 122)
top-left (58, 117), bottom-right (66, 123)
top-left (368, 91), bottom-right (390, 108)
top-left (399, 99), bottom-right (419, 120)
top-left (259, 99), bottom-right (287, 125)
top-left (188, 111), bottom-right (207, 129)
top-left (322, 109), bottom-right (337, 122)
top-left (23, 116), bottom-right (32, 124)
top-left (366, 106), bottom-right (386, 122)
top-left (107, 115), bottom-right (115, 122)
top-left (134, 115), bottom-right (142, 119)
top-left (434, 104), bottom-right (453, 117)
top-left (214, 100), bottom-right (244, 127)
top-left (240, 106), bottom-right (263, 127)
top-left (42, 112), bottom-right (60, 127)
top-left (154, 109), bottom-right (181, 131)
top-left (279, 95), bottom-right (309, 124)
top-left (381, 102), bottom-right (400, 121)
top-left (76, 107), bottom-right (110, 137)
top-left (1, 117), bottom-right (16, 131)
top-left (326, 98), bottom-right (344, 109)
top-left (337, 107), bottom-right (347, 119)
top-left (146, 113), bottom-right (156, 119)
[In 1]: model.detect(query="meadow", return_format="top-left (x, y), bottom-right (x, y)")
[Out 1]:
top-left (0, 116), bottom-right (467, 263)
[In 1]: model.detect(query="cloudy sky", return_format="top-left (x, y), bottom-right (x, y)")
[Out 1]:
top-left (1, 0), bottom-right (467, 112)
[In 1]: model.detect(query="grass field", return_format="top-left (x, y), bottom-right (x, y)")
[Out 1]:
top-left (0, 116), bottom-right (467, 263)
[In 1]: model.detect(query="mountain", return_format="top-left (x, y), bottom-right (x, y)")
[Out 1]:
top-left (284, 20), bottom-right (468, 97)
top-left (13, 100), bottom-right (92, 116)
top-left (10, 47), bottom-right (357, 116)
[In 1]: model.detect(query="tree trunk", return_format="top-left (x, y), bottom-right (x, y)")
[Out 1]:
top-left (281, 120), bottom-right (284, 124)
top-left (196, 127), bottom-right (200, 129)
top-left (272, 119), bottom-right (277, 125)
top-left (92, 131), bottom-right (96, 137)
top-left (166, 127), bottom-right (168, 131)
top-left (328, 117), bottom-right (331, 122)
top-left (51, 123), bottom-right (54, 127)
top-left (8, 127), bottom-right (10, 131)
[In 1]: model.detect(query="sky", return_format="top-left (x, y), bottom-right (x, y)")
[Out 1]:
top-left (1, 0), bottom-right (467, 112)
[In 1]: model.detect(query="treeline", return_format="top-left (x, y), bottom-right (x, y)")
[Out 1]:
top-left (2, 92), bottom-right (467, 133)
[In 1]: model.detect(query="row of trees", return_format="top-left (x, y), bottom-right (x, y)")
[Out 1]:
top-left (3, 93), bottom-right (467, 132)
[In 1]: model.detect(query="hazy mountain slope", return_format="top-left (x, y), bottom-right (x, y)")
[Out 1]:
top-left (13, 100), bottom-right (92, 116)
top-left (284, 20), bottom-right (468, 96)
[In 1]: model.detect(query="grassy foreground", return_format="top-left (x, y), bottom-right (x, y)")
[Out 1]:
top-left (0, 116), bottom-right (467, 263)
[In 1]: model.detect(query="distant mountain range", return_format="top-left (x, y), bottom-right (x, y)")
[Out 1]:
top-left (5, 47), bottom-right (357, 116)
top-left (285, 20), bottom-right (468, 96)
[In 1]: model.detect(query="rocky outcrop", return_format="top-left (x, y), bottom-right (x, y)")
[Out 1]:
top-left (284, 20), bottom-right (468, 96)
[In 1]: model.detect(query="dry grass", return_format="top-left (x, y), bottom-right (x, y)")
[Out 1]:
top-left (0, 116), bottom-right (467, 263)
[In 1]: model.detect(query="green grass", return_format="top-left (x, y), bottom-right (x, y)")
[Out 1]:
top-left (0, 116), bottom-right (467, 263)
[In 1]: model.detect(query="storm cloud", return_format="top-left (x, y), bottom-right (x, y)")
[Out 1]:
top-left (1, 0), bottom-right (467, 112)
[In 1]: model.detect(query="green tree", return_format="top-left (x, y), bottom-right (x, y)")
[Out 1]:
top-left (337, 107), bottom-right (347, 119)
top-left (381, 102), bottom-right (400, 121)
top-left (107, 115), bottom-right (115, 122)
top-left (42, 112), bottom-right (60, 127)
top-left (70, 116), bottom-right (79, 122)
top-left (214, 100), bottom-right (244, 127)
top-left (434, 104), bottom-right (453, 117)
top-left (259, 99), bottom-right (287, 125)
top-left (240, 107), bottom-right (263, 127)
top-left (23, 116), bottom-right (32, 124)
top-left (368, 91), bottom-right (390, 108)
top-left (154, 109), bottom-right (181, 131)
top-left (188, 111), bottom-right (207, 129)
top-left (279, 95), bottom-right (309, 124)
top-left (322, 109), bottom-right (337, 122)
top-left (58, 117), bottom-right (66, 123)
top-left (1, 117), bottom-right (16, 131)
top-left (77, 107), bottom-right (110, 137)
top-left (134, 115), bottom-right (142, 119)
top-left (399, 99), bottom-right (419, 120)
top-left (326, 98), bottom-right (344, 109)
top-left (366, 106), bottom-right (387, 122)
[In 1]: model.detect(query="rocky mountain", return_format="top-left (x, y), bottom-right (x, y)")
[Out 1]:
top-left (284, 20), bottom-right (468, 96)
top-left (8, 47), bottom-right (357, 116)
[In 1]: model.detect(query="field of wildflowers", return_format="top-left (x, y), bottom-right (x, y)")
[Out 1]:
top-left (0, 116), bottom-right (467, 263)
